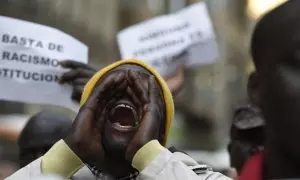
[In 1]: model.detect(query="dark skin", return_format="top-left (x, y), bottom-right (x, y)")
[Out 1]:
top-left (59, 60), bottom-right (184, 102)
top-left (18, 111), bottom-right (72, 168)
top-left (251, 1), bottom-right (300, 179)
top-left (59, 60), bottom-right (96, 102)
top-left (64, 64), bottom-right (166, 178)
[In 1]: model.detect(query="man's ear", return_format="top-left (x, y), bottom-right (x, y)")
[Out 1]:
top-left (255, 72), bottom-right (262, 108)
top-left (247, 71), bottom-right (261, 106)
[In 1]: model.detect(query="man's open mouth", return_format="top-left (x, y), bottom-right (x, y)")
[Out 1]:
top-left (109, 102), bottom-right (138, 131)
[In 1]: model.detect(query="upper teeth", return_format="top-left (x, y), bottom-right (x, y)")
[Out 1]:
top-left (115, 103), bottom-right (138, 126)
top-left (116, 104), bottom-right (134, 110)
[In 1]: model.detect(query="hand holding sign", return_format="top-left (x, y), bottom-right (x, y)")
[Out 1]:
top-left (0, 16), bottom-right (88, 111)
top-left (59, 60), bottom-right (96, 103)
top-left (165, 65), bottom-right (184, 97)
top-left (117, 2), bottom-right (218, 77)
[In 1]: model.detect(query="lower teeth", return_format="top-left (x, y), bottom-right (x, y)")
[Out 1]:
top-left (114, 122), bottom-right (132, 128)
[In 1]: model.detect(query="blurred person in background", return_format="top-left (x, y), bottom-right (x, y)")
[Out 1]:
top-left (228, 72), bottom-right (264, 174)
top-left (8, 59), bottom-right (230, 180)
top-left (238, 1), bottom-right (300, 179)
top-left (18, 111), bottom-right (72, 168)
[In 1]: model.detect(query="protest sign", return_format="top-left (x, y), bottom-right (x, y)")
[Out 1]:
top-left (177, 2), bottom-right (219, 67)
top-left (117, 2), bottom-right (218, 77)
top-left (0, 16), bottom-right (88, 111)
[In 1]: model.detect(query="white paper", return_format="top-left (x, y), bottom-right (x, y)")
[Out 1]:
top-left (117, 2), bottom-right (218, 77)
top-left (177, 3), bottom-right (219, 67)
top-left (0, 16), bottom-right (88, 111)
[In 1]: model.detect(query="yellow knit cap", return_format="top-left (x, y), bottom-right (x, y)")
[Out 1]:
top-left (80, 59), bottom-right (174, 146)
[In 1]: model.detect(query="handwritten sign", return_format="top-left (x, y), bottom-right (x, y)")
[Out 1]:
top-left (117, 2), bottom-right (218, 76)
top-left (0, 16), bottom-right (88, 111)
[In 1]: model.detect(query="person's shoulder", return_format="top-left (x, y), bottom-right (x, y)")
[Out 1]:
top-left (30, 175), bottom-right (64, 180)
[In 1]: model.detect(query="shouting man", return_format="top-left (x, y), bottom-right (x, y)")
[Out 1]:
top-left (7, 59), bottom-right (230, 180)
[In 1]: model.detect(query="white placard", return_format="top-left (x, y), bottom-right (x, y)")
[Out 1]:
top-left (0, 16), bottom-right (88, 111)
top-left (117, 2), bottom-right (218, 77)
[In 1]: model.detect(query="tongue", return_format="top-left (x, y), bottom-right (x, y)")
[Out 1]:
top-left (110, 106), bottom-right (135, 126)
